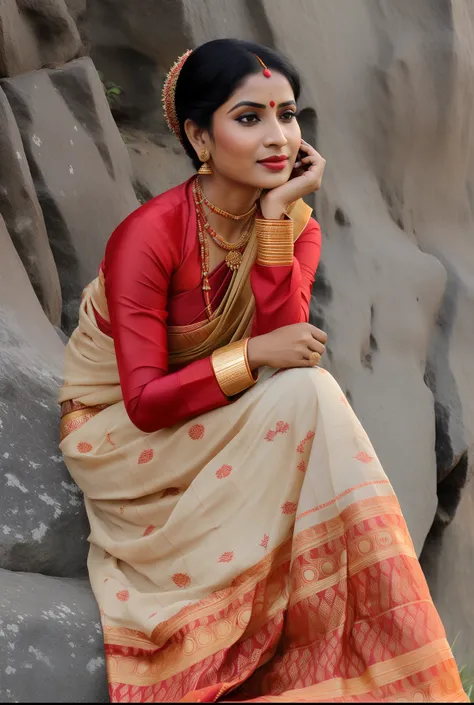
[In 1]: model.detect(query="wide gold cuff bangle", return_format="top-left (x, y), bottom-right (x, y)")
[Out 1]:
top-left (255, 217), bottom-right (294, 266)
top-left (211, 338), bottom-right (256, 397)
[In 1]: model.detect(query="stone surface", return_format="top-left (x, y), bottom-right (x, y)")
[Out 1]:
top-left (420, 476), bottom-right (474, 669)
top-left (0, 215), bottom-right (89, 578)
top-left (0, 86), bottom-right (62, 325)
top-left (1, 57), bottom-right (139, 334)
top-left (0, 0), bottom-right (82, 78)
top-left (0, 568), bottom-right (108, 703)
top-left (64, 0), bottom-right (87, 22)
top-left (121, 127), bottom-right (193, 201)
top-left (80, 0), bottom-right (194, 135)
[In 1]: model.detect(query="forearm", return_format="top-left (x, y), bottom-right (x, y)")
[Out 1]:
top-left (126, 341), bottom-right (256, 433)
top-left (251, 262), bottom-right (307, 335)
top-left (251, 216), bottom-right (305, 335)
top-left (251, 216), bottom-right (321, 336)
top-left (126, 357), bottom-right (229, 433)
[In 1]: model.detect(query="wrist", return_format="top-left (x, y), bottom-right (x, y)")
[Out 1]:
top-left (211, 338), bottom-right (257, 396)
top-left (260, 198), bottom-right (286, 220)
top-left (247, 336), bottom-right (266, 371)
top-left (255, 217), bottom-right (294, 267)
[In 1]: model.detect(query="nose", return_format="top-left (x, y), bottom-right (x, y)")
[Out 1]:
top-left (263, 116), bottom-right (288, 149)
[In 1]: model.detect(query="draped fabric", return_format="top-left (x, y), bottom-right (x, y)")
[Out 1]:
top-left (59, 187), bottom-right (467, 703)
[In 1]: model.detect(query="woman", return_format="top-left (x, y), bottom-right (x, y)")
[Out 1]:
top-left (59, 39), bottom-right (467, 703)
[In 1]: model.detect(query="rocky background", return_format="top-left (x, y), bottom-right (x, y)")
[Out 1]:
top-left (0, 0), bottom-right (473, 700)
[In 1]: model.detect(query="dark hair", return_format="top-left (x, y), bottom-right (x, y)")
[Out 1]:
top-left (174, 39), bottom-right (301, 170)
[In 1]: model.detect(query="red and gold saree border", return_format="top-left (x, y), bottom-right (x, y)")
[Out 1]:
top-left (99, 491), bottom-right (466, 703)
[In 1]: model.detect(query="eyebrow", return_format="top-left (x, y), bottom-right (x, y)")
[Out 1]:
top-left (227, 100), bottom-right (297, 113)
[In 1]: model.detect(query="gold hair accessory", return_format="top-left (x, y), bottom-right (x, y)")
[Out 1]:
top-left (162, 49), bottom-right (193, 144)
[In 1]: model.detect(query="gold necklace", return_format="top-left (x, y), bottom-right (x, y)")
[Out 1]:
top-left (195, 177), bottom-right (258, 221)
top-left (193, 179), bottom-right (254, 271)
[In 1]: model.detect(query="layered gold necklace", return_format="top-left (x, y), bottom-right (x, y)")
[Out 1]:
top-left (193, 177), bottom-right (257, 319)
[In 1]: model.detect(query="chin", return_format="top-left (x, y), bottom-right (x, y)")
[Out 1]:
top-left (248, 169), bottom-right (292, 190)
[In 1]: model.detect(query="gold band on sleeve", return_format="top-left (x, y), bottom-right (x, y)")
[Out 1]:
top-left (211, 338), bottom-right (256, 397)
top-left (255, 217), bottom-right (294, 266)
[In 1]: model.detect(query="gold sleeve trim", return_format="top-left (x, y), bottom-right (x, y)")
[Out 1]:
top-left (255, 217), bottom-right (294, 266)
top-left (211, 338), bottom-right (256, 397)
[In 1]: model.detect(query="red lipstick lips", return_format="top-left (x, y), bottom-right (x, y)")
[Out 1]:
top-left (258, 155), bottom-right (289, 171)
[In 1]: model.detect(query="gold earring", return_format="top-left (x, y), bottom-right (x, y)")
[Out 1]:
top-left (198, 148), bottom-right (213, 175)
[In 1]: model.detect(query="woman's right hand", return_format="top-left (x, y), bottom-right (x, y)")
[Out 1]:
top-left (247, 323), bottom-right (327, 370)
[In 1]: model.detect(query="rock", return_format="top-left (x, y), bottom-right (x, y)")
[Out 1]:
top-left (0, 215), bottom-right (89, 577)
top-left (420, 475), bottom-right (474, 666)
top-left (64, 0), bottom-right (87, 22)
top-left (0, 568), bottom-right (108, 703)
top-left (80, 0), bottom-right (194, 134)
top-left (0, 57), bottom-right (139, 334)
top-left (365, 0), bottom-right (474, 525)
top-left (0, 0), bottom-right (82, 78)
top-left (121, 127), bottom-right (193, 201)
top-left (0, 86), bottom-right (62, 326)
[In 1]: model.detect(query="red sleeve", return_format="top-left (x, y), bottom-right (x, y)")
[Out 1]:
top-left (250, 218), bottom-right (321, 336)
top-left (104, 203), bottom-right (229, 434)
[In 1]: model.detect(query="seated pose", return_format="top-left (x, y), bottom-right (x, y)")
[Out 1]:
top-left (59, 38), bottom-right (467, 703)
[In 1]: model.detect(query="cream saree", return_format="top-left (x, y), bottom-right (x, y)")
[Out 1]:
top-left (59, 200), bottom-right (467, 703)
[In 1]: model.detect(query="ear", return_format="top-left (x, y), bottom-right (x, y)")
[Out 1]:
top-left (184, 119), bottom-right (211, 157)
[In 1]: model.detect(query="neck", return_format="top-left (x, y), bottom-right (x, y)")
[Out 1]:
top-left (198, 174), bottom-right (260, 241)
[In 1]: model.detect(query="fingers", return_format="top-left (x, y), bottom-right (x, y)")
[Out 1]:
top-left (300, 139), bottom-right (317, 154)
top-left (304, 350), bottom-right (322, 367)
top-left (307, 338), bottom-right (326, 356)
top-left (300, 140), bottom-right (324, 162)
top-left (309, 325), bottom-right (328, 345)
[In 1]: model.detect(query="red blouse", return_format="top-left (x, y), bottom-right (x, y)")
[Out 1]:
top-left (99, 178), bottom-right (321, 433)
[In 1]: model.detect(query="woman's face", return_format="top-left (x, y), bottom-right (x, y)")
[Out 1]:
top-left (208, 71), bottom-right (301, 189)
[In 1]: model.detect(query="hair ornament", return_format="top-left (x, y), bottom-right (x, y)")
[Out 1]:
top-left (162, 49), bottom-right (193, 144)
top-left (254, 54), bottom-right (272, 78)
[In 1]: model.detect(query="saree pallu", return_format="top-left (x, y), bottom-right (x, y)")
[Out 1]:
top-left (59, 224), bottom-right (466, 703)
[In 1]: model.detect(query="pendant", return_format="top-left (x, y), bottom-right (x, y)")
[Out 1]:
top-left (225, 250), bottom-right (242, 271)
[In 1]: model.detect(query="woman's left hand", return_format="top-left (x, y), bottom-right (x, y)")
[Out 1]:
top-left (259, 140), bottom-right (326, 220)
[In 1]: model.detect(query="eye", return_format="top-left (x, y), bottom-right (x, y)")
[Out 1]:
top-left (280, 111), bottom-right (297, 122)
top-left (236, 113), bottom-right (260, 125)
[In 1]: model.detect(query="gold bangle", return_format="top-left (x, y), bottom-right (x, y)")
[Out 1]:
top-left (255, 218), bottom-right (294, 266)
top-left (211, 338), bottom-right (256, 397)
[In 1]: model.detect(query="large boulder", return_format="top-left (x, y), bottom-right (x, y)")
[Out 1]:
top-left (0, 57), bottom-right (139, 333)
top-left (0, 0), bottom-right (82, 78)
top-left (0, 215), bottom-right (89, 578)
top-left (0, 86), bottom-right (62, 325)
top-left (121, 127), bottom-right (193, 202)
top-left (420, 477), bottom-right (474, 668)
top-left (80, 0), bottom-right (194, 135)
top-left (0, 568), bottom-right (108, 703)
